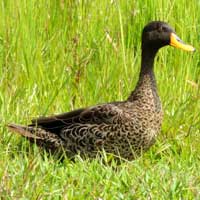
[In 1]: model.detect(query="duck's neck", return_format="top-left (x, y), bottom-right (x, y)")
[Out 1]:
top-left (140, 48), bottom-right (157, 74)
top-left (128, 48), bottom-right (161, 112)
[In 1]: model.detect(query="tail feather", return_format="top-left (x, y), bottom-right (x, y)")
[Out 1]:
top-left (7, 123), bottom-right (65, 154)
top-left (7, 123), bottom-right (41, 139)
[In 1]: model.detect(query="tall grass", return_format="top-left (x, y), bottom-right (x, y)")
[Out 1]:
top-left (0, 0), bottom-right (200, 199)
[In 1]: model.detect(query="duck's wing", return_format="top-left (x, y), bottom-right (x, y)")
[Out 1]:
top-left (30, 103), bottom-right (125, 134)
top-left (7, 108), bottom-right (87, 144)
top-left (30, 108), bottom-right (86, 134)
top-left (7, 103), bottom-right (127, 155)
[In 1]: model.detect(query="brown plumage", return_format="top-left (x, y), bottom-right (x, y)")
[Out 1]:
top-left (8, 21), bottom-right (195, 160)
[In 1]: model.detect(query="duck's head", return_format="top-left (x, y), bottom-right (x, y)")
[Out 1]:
top-left (142, 21), bottom-right (195, 52)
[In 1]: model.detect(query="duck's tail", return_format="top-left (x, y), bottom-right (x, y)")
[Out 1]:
top-left (7, 123), bottom-right (41, 139)
top-left (7, 123), bottom-right (64, 153)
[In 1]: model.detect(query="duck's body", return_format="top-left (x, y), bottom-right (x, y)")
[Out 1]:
top-left (8, 21), bottom-right (195, 160)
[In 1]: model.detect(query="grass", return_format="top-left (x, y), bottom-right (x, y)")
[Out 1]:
top-left (0, 0), bottom-right (200, 199)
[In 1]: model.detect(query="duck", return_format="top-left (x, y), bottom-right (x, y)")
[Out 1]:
top-left (8, 21), bottom-right (195, 160)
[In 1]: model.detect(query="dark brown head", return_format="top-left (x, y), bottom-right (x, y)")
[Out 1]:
top-left (142, 21), bottom-right (195, 52)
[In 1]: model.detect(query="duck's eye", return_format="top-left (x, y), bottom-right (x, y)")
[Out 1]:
top-left (162, 26), bottom-right (168, 32)
top-left (158, 26), bottom-right (168, 32)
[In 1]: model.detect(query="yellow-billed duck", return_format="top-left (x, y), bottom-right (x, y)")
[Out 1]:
top-left (8, 21), bottom-right (195, 160)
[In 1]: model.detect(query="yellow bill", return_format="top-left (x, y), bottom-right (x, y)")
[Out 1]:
top-left (170, 33), bottom-right (195, 52)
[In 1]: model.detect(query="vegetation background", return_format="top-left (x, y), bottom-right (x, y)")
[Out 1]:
top-left (0, 0), bottom-right (200, 199)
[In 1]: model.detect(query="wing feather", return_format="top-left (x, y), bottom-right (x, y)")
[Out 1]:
top-left (29, 103), bottom-right (124, 134)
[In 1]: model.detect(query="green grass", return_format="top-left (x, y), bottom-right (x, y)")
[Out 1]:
top-left (0, 0), bottom-right (200, 199)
